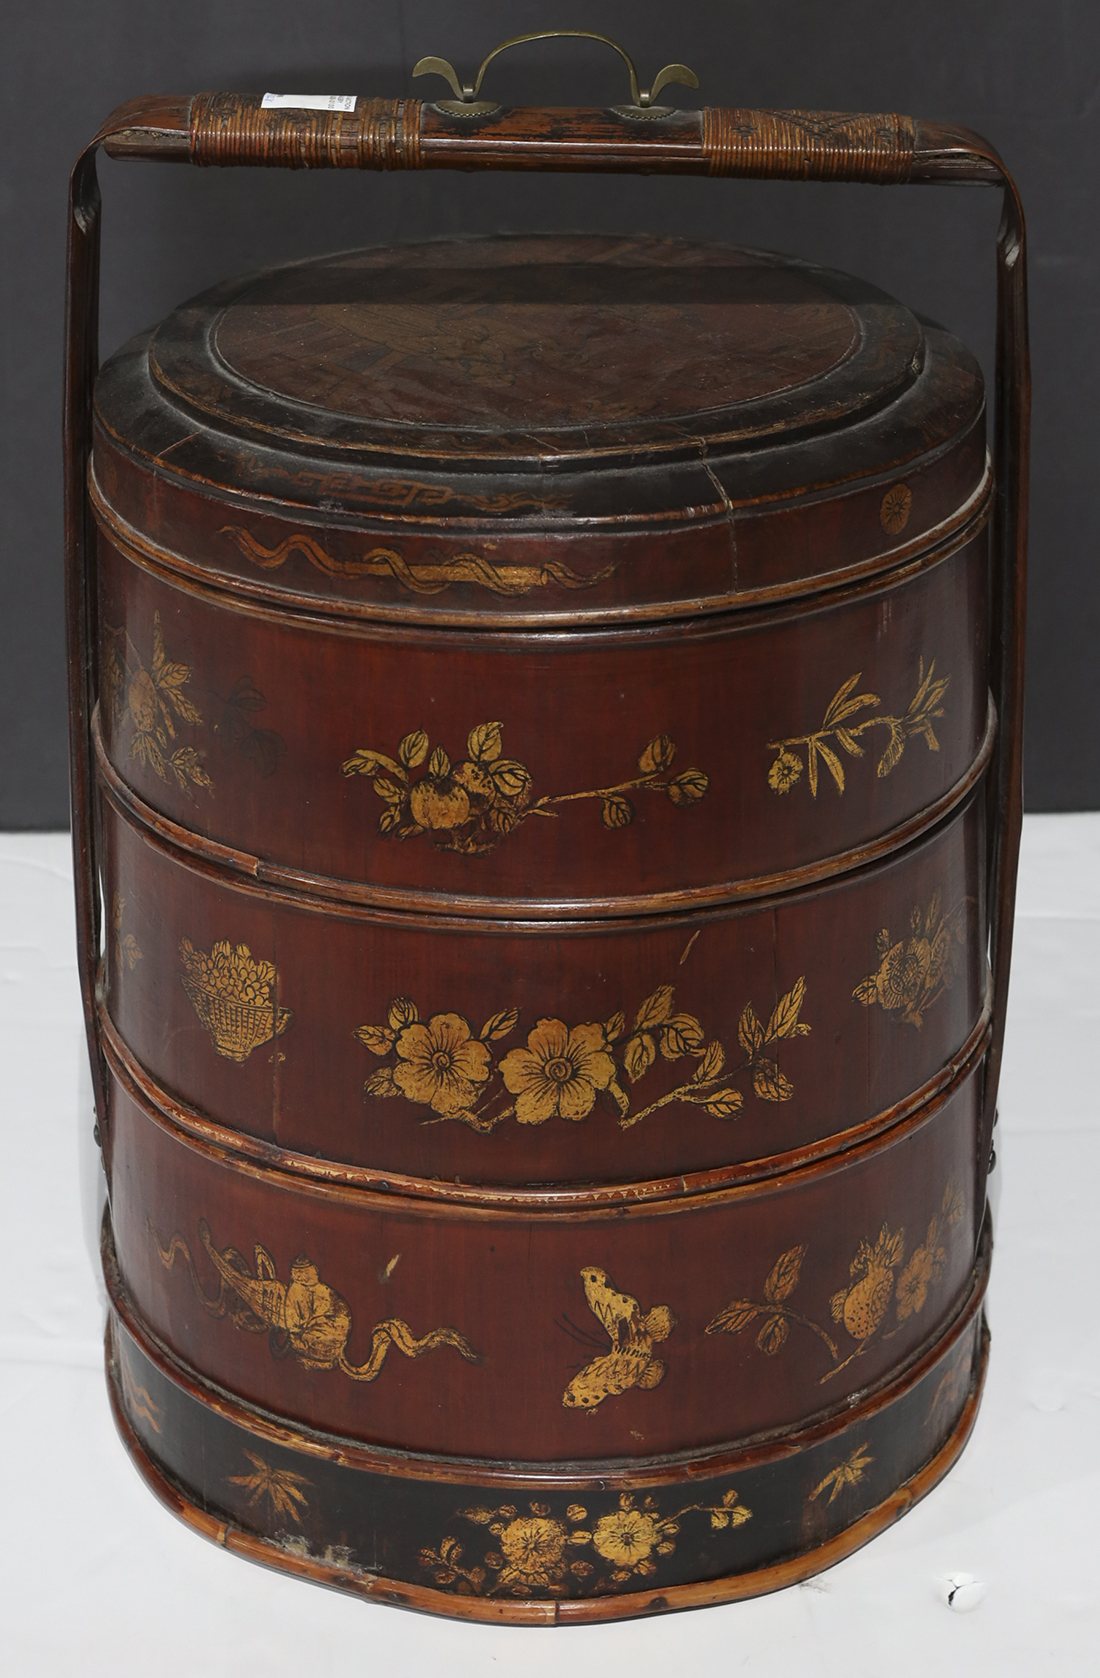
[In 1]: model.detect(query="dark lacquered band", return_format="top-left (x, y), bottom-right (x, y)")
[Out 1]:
top-left (106, 1206), bottom-right (990, 1624)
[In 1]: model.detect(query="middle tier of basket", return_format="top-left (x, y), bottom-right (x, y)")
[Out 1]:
top-left (99, 753), bottom-right (987, 1192)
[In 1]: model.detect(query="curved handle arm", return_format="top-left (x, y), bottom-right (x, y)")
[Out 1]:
top-left (66, 99), bottom-right (1028, 1224)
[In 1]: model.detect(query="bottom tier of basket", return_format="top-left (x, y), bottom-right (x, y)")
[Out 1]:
top-left (105, 1213), bottom-right (989, 1626)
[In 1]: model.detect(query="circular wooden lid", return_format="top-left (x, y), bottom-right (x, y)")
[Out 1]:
top-left (148, 234), bottom-right (922, 465)
top-left (94, 233), bottom-right (986, 625)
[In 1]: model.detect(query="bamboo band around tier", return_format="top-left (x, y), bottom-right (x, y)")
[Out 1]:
top-left (101, 997), bottom-right (991, 1211)
top-left (88, 460), bottom-right (991, 632)
top-left (104, 1206), bottom-right (989, 1488)
top-left (93, 698), bottom-right (995, 923)
top-left (103, 1018), bottom-right (988, 1218)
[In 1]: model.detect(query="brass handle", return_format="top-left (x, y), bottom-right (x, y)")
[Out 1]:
top-left (412, 30), bottom-right (698, 117)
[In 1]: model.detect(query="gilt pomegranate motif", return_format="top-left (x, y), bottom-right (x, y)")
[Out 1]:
top-left (343, 722), bottom-right (708, 855)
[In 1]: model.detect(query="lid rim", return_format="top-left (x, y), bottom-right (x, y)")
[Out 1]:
top-left (145, 234), bottom-right (928, 469)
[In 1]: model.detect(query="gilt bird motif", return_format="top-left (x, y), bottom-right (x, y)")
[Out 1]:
top-left (562, 1265), bottom-right (676, 1411)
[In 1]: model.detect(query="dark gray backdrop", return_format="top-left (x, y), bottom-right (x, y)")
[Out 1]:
top-left (3, 0), bottom-right (1096, 824)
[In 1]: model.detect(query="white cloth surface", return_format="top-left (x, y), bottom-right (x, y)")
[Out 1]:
top-left (2, 820), bottom-right (1097, 1675)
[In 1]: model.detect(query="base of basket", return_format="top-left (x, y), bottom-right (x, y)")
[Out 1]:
top-left (104, 1213), bottom-right (990, 1626)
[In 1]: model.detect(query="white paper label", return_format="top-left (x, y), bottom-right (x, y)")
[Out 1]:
top-left (261, 93), bottom-right (356, 112)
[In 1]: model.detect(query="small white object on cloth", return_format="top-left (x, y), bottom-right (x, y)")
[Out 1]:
top-left (940, 1573), bottom-right (988, 1612)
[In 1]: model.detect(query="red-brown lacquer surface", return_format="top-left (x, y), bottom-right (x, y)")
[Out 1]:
top-left (96, 531), bottom-right (987, 913)
top-left (100, 789), bottom-right (985, 1189)
top-left (106, 1065), bottom-right (981, 1462)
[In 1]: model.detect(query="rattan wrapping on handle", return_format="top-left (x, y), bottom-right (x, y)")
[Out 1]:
top-left (189, 93), bottom-right (423, 169)
top-left (702, 108), bottom-right (915, 181)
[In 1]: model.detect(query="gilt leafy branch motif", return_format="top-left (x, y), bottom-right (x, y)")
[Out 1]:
top-left (705, 1179), bottom-right (964, 1384)
top-left (354, 976), bottom-right (810, 1134)
top-left (119, 1348), bottom-right (161, 1434)
top-left (420, 1488), bottom-right (752, 1599)
top-left (104, 617), bottom-right (286, 791)
top-left (155, 1219), bottom-right (481, 1383)
top-left (342, 722), bottom-right (708, 855)
top-left (211, 676), bottom-right (287, 779)
top-left (103, 613), bottom-right (212, 796)
top-left (766, 661), bottom-right (950, 798)
top-left (228, 1451), bottom-right (311, 1525)
top-left (619, 975), bottom-right (813, 1130)
top-left (111, 894), bottom-right (142, 972)
top-left (924, 1340), bottom-right (971, 1432)
top-left (704, 1244), bottom-right (839, 1362)
top-left (853, 892), bottom-right (968, 1028)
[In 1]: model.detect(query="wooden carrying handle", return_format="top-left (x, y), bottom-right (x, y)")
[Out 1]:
top-left (65, 92), bottom-right (1029, 1232)
top-left (99, 92), bottom-right (993, 184)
